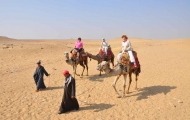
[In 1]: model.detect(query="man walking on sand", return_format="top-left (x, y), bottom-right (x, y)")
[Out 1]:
top-left (58, 70), bottom-right (79, 114)
top-left (33, 60), bottom-right (50, 92)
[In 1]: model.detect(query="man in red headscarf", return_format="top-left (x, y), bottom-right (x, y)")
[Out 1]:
top-left (58, 70), bottom-right (79, 114)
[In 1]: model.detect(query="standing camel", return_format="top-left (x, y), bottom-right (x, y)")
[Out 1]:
top-left (64, 52), bottom-right (88, 78)
top-left (96, 60), bottom-right (140, 98)
top-left (86, 47), bottom-right (114, 76)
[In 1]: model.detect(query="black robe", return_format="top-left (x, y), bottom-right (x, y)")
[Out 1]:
top-left (59, 75), bottom-right (79, 113)
top-left (33, 66), bottom-right (49, 90)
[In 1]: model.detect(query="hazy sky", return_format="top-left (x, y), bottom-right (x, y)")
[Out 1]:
top-left (0, 0), bottom-right (190, 39)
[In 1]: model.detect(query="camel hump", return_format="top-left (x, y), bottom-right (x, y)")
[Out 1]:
top-left (79, 49), bottom-right (87, 61)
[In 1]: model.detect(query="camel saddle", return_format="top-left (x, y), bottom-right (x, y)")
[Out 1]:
top-left (132, 51), bottom-right (140, 68)
top-left (119, 51), bottom-right (140, 69)
top-left (97, 46), bottom-right (114, 60)
top-left (119, 52), bottom-right (130, 66)
top-left (70, 48), bottom-right (87, 61)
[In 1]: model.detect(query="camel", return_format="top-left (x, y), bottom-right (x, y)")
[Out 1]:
top-left (96, 53), bottom-right (140, 98)
top-left (86, 47), bottom-right (114, 76)
top-left (64, 51), bottom-right (88, 78)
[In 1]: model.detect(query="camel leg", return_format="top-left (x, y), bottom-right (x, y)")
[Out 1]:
top-left (135, 74), bottom-right (138, 90)
top-left (73, 65), bottom-right (75, 78)
top-left (112, 75), bottom-right (121, 98)
top-left (79, 62), bottom-right (85, 78)
top-left (126, 72), bottom-right (132, 94)
top-left (123, 74), bottom-right (127, 97)
top-left (84, 60), bottom-right (88, 76)
top-left (98, 61), bottom-right (102, 76)
top-left (111, 57), bottom-right (114, 68)
top-left (73, 65), bottom-right (80, 77)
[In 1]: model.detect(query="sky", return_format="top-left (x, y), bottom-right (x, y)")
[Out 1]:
top-left (0, 0), bottom-right (190, 39)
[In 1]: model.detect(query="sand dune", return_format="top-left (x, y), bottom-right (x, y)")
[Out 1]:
top-left (0, 37), bottom-right (190, 120)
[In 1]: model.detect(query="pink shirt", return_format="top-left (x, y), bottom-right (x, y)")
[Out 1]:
top-left (75, 41), bottom-right (83, 49)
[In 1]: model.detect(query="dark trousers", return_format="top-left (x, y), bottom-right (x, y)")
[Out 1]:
top-left (75, 48), bottom-right (83, 52)
top-left (70, 48), bottom-right (83, 53)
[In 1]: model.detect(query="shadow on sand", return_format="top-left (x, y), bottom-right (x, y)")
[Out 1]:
top-left (87, 74), bottom-right (109, 82)
top-left (79, 103), bottom-right (115, 112)
top-left (127, 85), bottom-right (177, 101)
top-left (42, 86), bottom-right (63, 91)
top-left (63, 103), bottom-right (114, 114)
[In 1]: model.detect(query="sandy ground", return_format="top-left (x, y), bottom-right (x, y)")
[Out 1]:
top-left (0, 36), bottom-right (190, 120)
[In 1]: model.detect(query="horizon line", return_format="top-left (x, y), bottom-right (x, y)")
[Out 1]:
top-left (1, 36), bottom-right (190, 41)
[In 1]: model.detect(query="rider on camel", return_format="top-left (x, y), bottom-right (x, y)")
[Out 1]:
top-left (116, 35), bottom-right (137, 68)
top-left (70, 37), bottom-right (83, 60)
top-left (101, 38), bottom-right (109, 56)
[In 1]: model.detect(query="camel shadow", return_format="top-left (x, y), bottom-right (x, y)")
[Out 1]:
top-left (127, 85), bottom-right (177, 101)
top-left (79, 103), bottom-right (115, 112)
top-left (87, 74), bottom-right (108, 82)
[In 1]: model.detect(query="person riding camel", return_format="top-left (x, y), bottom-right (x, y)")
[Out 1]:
top-left (101, 38), bottom-right (109, 56)
top-left (70, 37), bottom-right (83, 60)
top-left (116, 35), bottom-right (137, 68)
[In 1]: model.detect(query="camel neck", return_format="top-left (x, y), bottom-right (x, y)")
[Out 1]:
top-left (103, 65), bottom-right (122, 76)
top-left (89, 54), bottom-right (98, 60)
top-left (104, 67), bottom-right (111, 74)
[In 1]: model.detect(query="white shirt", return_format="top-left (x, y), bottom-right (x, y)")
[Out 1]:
top-left (64, 75), bottom-right (72, 87)
top-left (122, 40), bottom-right (132, 52)
top-left (101, 41), bottom-right (108, 48)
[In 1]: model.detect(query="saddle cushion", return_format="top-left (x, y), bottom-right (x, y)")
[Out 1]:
top-left (119, 53), bottom-right (130, 66)
top-left (71, 49), bottom-right (87, 61)
top-left (98, 49), bottom-right (105, 56)
top-left (98, 47), bottom-right (114, 59)
top-left (79, 50), bottom-right (87, 61)
top-left (107, 48), bottom-right (114, 58)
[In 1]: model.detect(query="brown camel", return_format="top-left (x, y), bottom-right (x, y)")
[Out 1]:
top-left (96, 53), bottom-right (140, 98)
top-left (64, 50), bottom-right (88, 78)
top-left (86, 47), bottom-right (114, 76)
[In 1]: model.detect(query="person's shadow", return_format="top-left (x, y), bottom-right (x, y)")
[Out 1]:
top-left (42, 86), bottom-right (63, 91)
top-left (127, 85), bottom-right (177, 100)
top-left (78, 103), bottom-right (115, 112)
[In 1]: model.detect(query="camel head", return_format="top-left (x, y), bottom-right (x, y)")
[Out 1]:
top-left (64, 52), bottom-right (69, 61)
top-left (96, 61), bottom-right (110, 71)
top-left (64, 52), bottom-right (75, 65)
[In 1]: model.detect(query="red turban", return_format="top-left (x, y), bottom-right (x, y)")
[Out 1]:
top-left (62, 70), bottom-right (69, 75)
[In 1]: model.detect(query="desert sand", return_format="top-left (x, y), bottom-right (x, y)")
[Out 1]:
top-left (0, 36), bottom-right (190, 120)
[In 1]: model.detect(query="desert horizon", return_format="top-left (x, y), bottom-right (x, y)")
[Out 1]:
top-left (0, 35), bottom-right (190, 120)
top-left (2, 35), bottom-right (190, 41)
